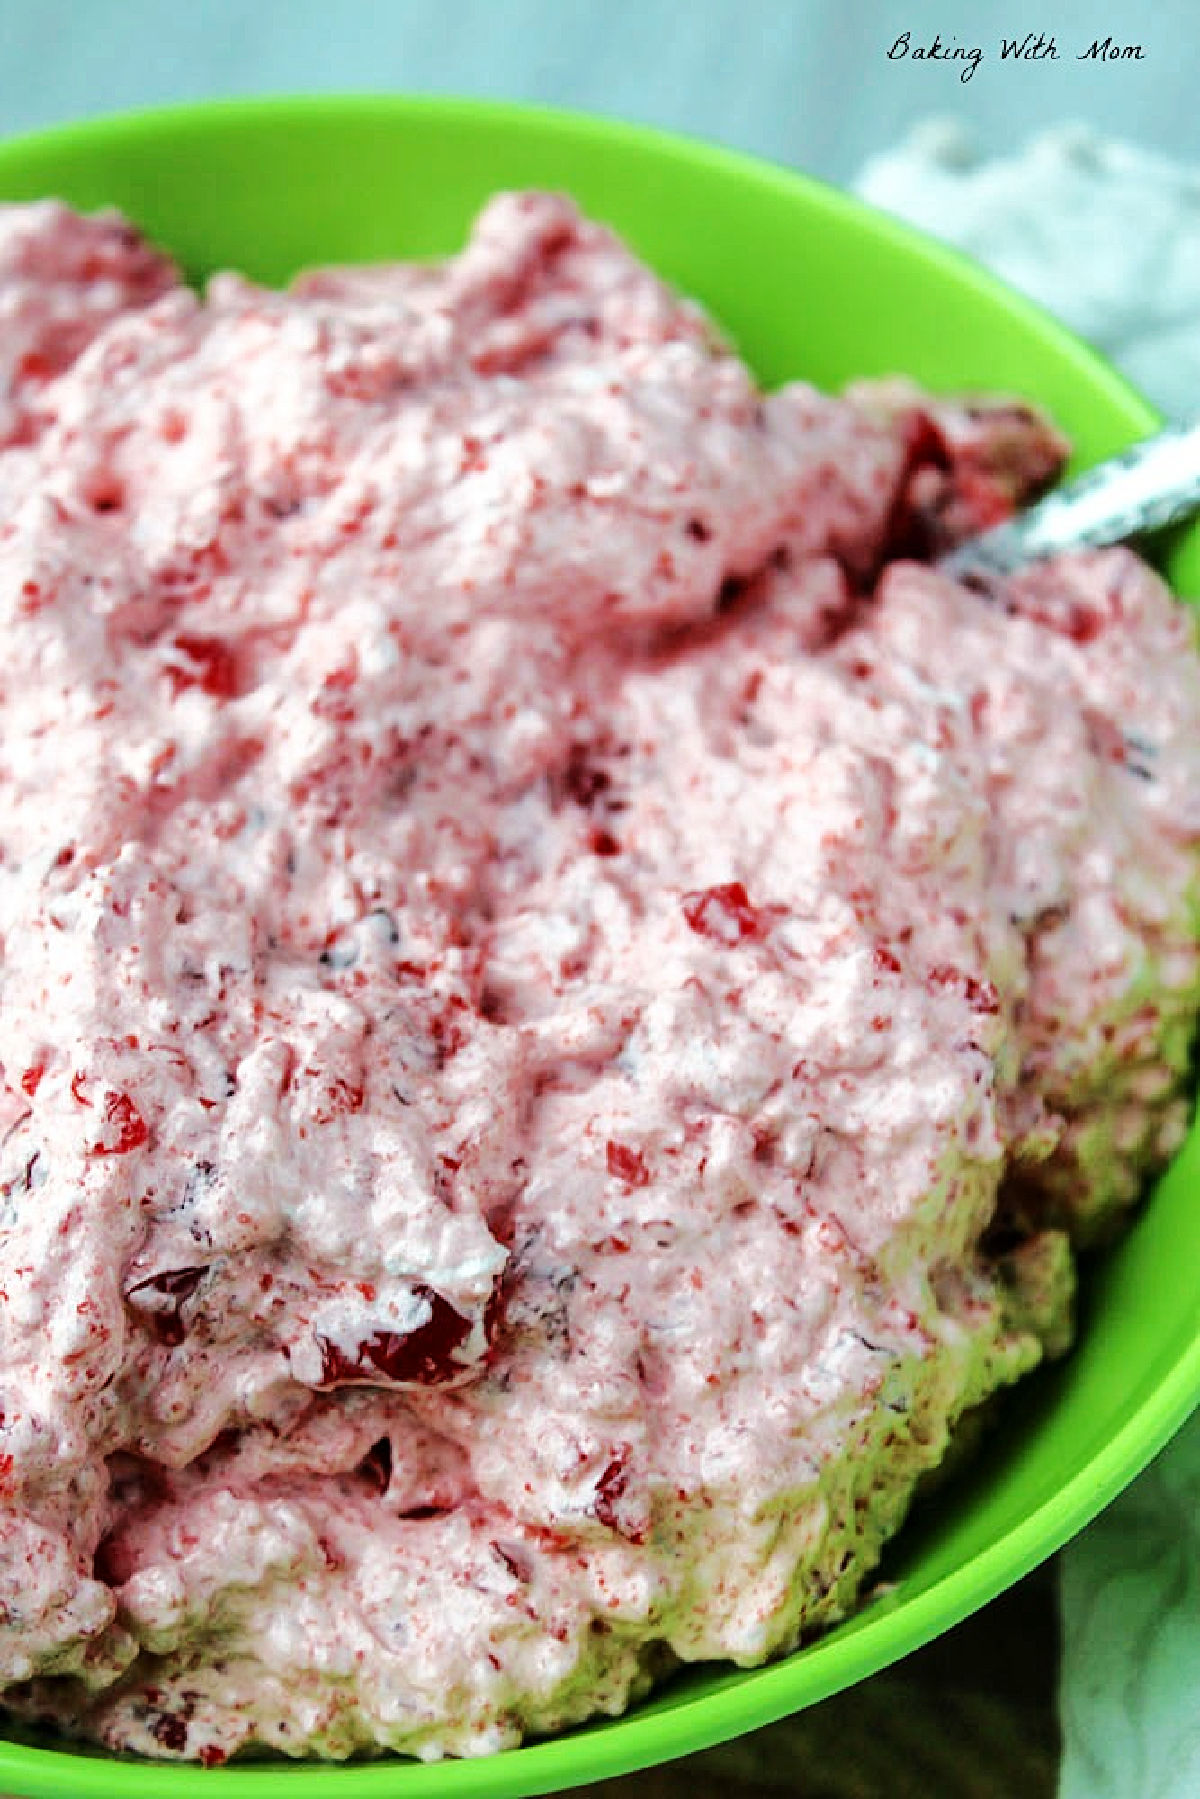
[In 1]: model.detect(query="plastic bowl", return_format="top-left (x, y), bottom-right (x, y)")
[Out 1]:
top-left (0, 95), bottom-right (1196, 1799)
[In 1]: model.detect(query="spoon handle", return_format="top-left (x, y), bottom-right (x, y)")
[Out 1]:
top-left (939, 422), bottom-right (1200, 581)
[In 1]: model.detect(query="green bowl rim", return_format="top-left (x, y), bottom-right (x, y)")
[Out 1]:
top-left (0, 91), bottom-right (1194, 1799)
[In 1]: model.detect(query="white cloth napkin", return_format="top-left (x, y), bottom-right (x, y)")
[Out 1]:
top-left (853, 119), bottom-right (1200, 1799)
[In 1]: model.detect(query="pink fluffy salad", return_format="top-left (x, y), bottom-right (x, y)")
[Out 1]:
top-left (0, 192), bottom-right (1197, 1764)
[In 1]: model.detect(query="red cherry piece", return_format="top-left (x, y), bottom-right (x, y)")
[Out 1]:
top-left (681, 881), bottom-right (767, 945)
top-left (902, 408), bottom-right (952, 475)
top-left (928, 964), bottom-right (1001, 1014)
top-left (314, 1284), bottom-right (475, 1388)
top-left (593, 1458), bottom-right (628, 1530)
top-left (592, 1448), bottom-right (646, 1541)
top-left (606, 1140), bottom-right (649, 1187)
top-left (1018, 592), bottom-right (1105, 644)
top-left (88, 1091), bottom-right (149, 1156)
top-left (313, 1078), bottom-right (365, 1122)
top-left (149, 1714), bottom-right (189, 1753)
top-left (165, 634), bottom-right (242, 700)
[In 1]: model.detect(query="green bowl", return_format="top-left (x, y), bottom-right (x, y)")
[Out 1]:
top-left (0, 95), bottom-right (1196, 1799)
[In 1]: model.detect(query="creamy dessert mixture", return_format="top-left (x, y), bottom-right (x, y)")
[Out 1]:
top-left (0, 193), bottom-right (1197, 1763)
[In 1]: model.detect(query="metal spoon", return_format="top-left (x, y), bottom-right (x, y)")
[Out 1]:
top-left (938, 421), bottom-right (1200, 582)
